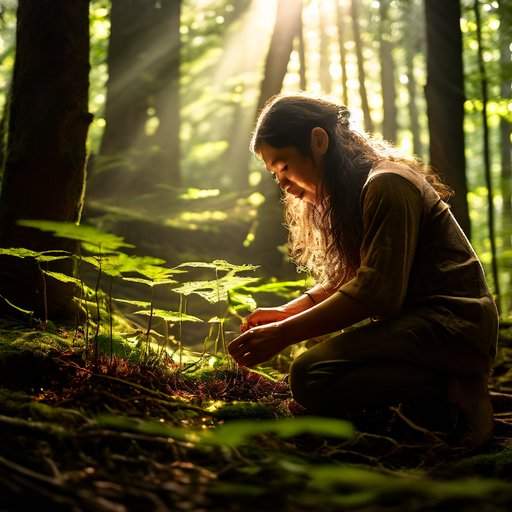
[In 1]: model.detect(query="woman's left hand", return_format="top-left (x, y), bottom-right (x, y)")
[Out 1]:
top-left (228, 322), bottom-right (289, 367)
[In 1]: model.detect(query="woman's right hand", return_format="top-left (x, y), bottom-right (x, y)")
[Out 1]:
top-left (240, 307), bottom-right (293, 332)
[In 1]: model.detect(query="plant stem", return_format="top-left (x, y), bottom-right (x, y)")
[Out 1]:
top-left (93, 248), bottom-right (102, 368)
top-left (36, 261), bottom-right (48, 329)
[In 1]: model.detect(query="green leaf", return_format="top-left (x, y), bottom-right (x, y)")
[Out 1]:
top-left (205, 417), bottom-right (354, 447)
top-left (122, 277), bottom-right (177, 287)
top-left (134, 309), bottom-right (203, 323)
top-left (176, 259), bottom-right (259, 273)
top-left (0, 248), bottom-right (69, 262)
top-left (18, 220), bottom-right (133, 252)
top-left (113, 298), bottom-right (152, 308)
top-left (42, 270), bottom-right (81, 286)
top-left (172, 272), bottom-right (259, 303)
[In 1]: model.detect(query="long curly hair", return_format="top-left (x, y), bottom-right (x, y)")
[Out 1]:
top-left (251, 94), bottom-right (452, 289)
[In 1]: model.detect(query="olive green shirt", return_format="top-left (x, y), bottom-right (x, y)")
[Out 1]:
top-left (338, 162), bottom-right (499, 360)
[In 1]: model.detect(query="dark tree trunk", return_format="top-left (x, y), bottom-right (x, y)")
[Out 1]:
top-left (336, 0), bottom-right (350, 107)
top-left (499, 0), bottom-right (512, 249)
top-left (251, 0), bottom-right (302, 271)
top-left (424, 0), bottom-right (470, 236)
top-left (351, 0), bottom-right (374, 133)
top-left (378, 0), bottom-right (398, 142)
top-left (149, 0), bottom-right (181, 188)
top-left (318, 0), bottom-right (332, 94)
top-left (404, 0), bottom-right (423, 158)
top-left (92, 0), bottom-right (181, 197)
top-left (473, 0), bottom-right (501, 312)
top-left (255, 0), bottom-right (302, 115)
top-left (0, 0), bottom-right (91, 320)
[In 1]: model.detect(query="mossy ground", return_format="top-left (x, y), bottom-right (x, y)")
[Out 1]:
top-left (0, 320), bottom-right (512, 511)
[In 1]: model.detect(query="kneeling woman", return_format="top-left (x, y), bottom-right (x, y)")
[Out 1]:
top-left (228, 94), bottom-right (498, 448)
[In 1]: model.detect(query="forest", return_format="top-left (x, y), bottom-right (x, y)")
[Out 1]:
top-left (0, 0), bottom-right (511, 510)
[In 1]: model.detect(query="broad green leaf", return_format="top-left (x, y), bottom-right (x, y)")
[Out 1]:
top-left (18, 220), bottom-right (133, 252)
top-left (134, 309), bottom-right (203, 323)
top-left (42, 270), bottom-right (81, 286)
top-left (113, 298), bottom-right (152, 308)
top-left (208, 316), bottom-right (225, 323)
top-left (171, 272), bottom-right (259, 303)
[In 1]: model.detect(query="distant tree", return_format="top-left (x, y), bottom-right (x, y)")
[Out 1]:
top-left (255, 0), bottom-right (302, 115)
top-left (378, 0), bottom-right (398, 142)
top-left (402, 0), bottom-right (423, 158)
top-left (0, 0), bottom-right (92, 319)
top-left (351, 0), bottom-right (374, 133)
top-left (424, 0), bottom-right (470, 236)
top-left (498, 0), bottom-right (512, 248)
top-left (251, 0), bottom-right (302, 270)
top-left (336, 0), bottom-right (350, 107)
top-left (91, 0), bottom-right (181, 198)
top-left (298, 2), bottom-right (307, 91)
top-left (318, 0), bottom-right (332, 94)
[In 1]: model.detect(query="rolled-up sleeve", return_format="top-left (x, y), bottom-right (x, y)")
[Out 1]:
top-left (338, 173), bottom-right (423, 316)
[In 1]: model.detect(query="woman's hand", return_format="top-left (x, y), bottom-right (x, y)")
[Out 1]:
top-left (228, 322), bottom-right (289, 367)
top-left (240, 307), bottom-right (292, 332)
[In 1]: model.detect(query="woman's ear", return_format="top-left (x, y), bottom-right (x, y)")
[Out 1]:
top-left (310, 127), bottom-right (329, 158)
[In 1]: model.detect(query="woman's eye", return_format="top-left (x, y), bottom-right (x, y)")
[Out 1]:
top-left (271, 172), bottom-right (279, 183)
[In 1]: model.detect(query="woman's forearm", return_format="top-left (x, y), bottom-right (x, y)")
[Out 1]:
top-left (281, 282), bottom-right (336, 314)
top-left (278, 291), bottom-right (371, 347)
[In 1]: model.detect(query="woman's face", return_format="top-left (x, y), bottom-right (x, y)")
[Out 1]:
top-left (258, 142), bottom-right (324, 205)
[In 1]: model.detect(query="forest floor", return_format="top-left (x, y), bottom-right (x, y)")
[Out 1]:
top-left (1, 320), bottom-right (512, 512)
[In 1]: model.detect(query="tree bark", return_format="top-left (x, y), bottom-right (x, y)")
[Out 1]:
top-left (499, 0), bottom-right (512, 250)
top-left (378, 0), bottom-right (398, 142)
top-left (351, 0), bottom-right (374, 133)
top-left (424, 0), bottom-right (470, 236)
top-left (0, 0), bottom-right (92, 319)
top-left (336, 0), bottom-right (350, 107)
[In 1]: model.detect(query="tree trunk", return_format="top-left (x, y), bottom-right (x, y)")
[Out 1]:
top-left (404, 0), bottom-right (423, 158)
top-left (318, 0), bottom-right (332, 94)
top-left (424, 0), bottom-right (470, 236)
top-left (473, 0), bottom-right (501, 313)
top-left (0, 0), bottom-right (92, 320)
top-left (148, 0), bottom-right (181, 188)
top-left (499, 0), bottom-right (512, 250)
top-left (336, 0), bottom-right (349, 107)
top-left (92, 0), bottom-right (181, 197)
top-left (351, 0), bottom-right (374, 133)
top-left (378, 0), bottom-right (398, 142)
top-left (255, 0), bottom-right (302, 115)
top-left (298, 4), bottom-right (307, 91)
top-left (251, 0), bottom-right (302, 271)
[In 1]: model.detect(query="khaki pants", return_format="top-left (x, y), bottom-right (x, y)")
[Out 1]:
top-left (289, 309), bottom-right (491, 416)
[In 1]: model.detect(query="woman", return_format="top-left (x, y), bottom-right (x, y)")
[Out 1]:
top-left (228, 94), bottom-right (498, 448)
